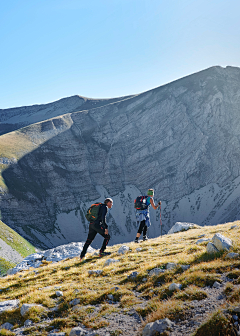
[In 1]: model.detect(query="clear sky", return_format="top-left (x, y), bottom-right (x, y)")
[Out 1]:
top-left (1, 0), bottom-right (240, 109)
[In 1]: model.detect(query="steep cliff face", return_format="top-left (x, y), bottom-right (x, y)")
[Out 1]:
top-left (1, 66), bottom-right (240, 248)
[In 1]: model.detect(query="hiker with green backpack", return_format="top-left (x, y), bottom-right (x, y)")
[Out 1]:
top-left (80, 198), bottom-right (113, 261)
top-left (134, 189), bottom-right (161, 243)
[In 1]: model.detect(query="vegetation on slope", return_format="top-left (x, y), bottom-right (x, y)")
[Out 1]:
top-left (0, 222), bottom-right (240, 335)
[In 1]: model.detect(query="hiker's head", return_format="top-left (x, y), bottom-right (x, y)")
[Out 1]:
top-left (104, 198), bottom-right (113, 208)
top-left (147, 189), bottom-right (154, 197)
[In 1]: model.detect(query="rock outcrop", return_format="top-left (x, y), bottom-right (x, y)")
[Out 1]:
top-left (1, 66), bottom-right (240, 248)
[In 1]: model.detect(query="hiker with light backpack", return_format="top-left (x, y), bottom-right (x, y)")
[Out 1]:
top-left (80, 198), bottom-right (113, 261)
top-left (134, 189), bottom-right (161, 243)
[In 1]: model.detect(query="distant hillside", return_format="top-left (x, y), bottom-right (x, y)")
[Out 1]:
top-left (1, 66), bottom-right (240, 248)
top-left (0, 220), bottom-right (36, 275)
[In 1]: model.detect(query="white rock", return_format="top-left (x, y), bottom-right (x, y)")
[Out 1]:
top-left (48, 333), bottom-right (66, 336)
top-left (196, 238), bottom-right (211, 244)
top-left (206, 242), bottom-right (219, 254)
top-left (169, 283), bottom-right (182, 291)
top-left (212, 233), bottom-right (232, 251)
top-left (69, 326), bottom-right (87, 336)
top-left (107, 294), bottom-right (114, 300)
top-left (56, 291), bottom-right (63, 297)
top-left (136, 247), bottom-right (142, 252)
top-left (24, 319), bottom-right (33, 327)
top-left (88, 270), bottom-right (102, 275)
top-left (149, 268), bottom-right (165, 276)
top-left (225, 252), bottom-right (239, 259)
top-left (142, 318), bottom-right (174, 336)
top-left (69, 299), bottom-right (80, 306)
top-left (24, 253), bottom-right (43, 262)
top-left (180, 265), bottom-right (190, 271)
top-left (198, 234), bottom-right (206, 238)
top-left (20, 303), bottom-right (45, 317)
top-left (0, 322), bottom-right (14, 330)
top-left (104, 259), bottom-right (119, 267)
top-left (166, 263), bottom-right (177, 270)
top-left (142, 278), bottom-right (147, 282)
top-left (168, 222), bottom-right (197, 234)
top-left (118, 245), bottom-right (130, 255)
top-left (0, 299), bottom-right (19, 313)
top-left (213, 281), bottom-right (221, 289)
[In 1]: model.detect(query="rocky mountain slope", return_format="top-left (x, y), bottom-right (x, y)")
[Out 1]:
top-left (1, 66), bottom-right (240, 248)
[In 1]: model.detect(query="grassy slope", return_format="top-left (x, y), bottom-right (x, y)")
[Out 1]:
top-left (0, 221), bottom-right (240, 335)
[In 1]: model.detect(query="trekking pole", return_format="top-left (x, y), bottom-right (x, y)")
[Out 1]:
top-left (160, 203), bottom-right (162, 237)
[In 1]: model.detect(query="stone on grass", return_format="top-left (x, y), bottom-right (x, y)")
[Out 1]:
top-left (225, 253), bottom-right (239, 259)
top-left (206, 242), bottom-right (219, 254)
top-left (166, 262), bottom-right (177, 270)
top-left (142, 318), bottom-right (174, 336)
top-left (213, 281), bottom-right (221, 289)
top-left (169, 283), bottom-right (182, 291)
top-left (48, 333), bottom-right (66, 336)
top-left (180, 265), bottom-right (190, 271)
top-left (0, 299), bottom-right (20, 313)
top-left (118, 245), bottom-right (130, 255)
top-left (69, 326), bottom-right (87, 336)
top-left (104, 259), bottom-right (119, 267)
top-left (20, 303), bottom-right (45, 317)
top-left (69, 299), bottom-right (80, 306)
top-left (168, 222), bottom-right (197, 234)
top-left (212, 233), bottom-right (232, 251)
top-left (110, 286), bottom-right (120, 291)
top-left (136, 247), bottom-right (142, 252)
top-left (24, 319), bottom-right (33, 327)
top-left (56, 291), bottom-right (63, 297)
top-left (233, 306), bottom-right (240, 313)
top-left (128, 271), bottom-right (139, 279)
top-left (107, 294), bottom-right (114, 300)
top-left (196, 238), bottom-right (211, 244)
top-left (0, 322), bottom-right (13, 330)
top-left (231, 225), bottom-right (238, 229)
top-left (142, 278), bottom-right (147, 282)
top-left (88, 270), bottom-right (102, 275)
top-left (149, 268), bottom-right (165, 276)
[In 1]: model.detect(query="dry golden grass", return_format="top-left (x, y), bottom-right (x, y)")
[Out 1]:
top-left (1, 221), bottom-right (240, 334)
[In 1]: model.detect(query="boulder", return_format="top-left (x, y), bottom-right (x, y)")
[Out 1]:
top-left (0, 322), bottom-right (13, 330)
top-left (168, 222), bottom-right (197, 234)
top-left (69, 326), bottom-right (87, 336)
top-left (206, 242), bottom-right (219, 254)
top-left (0, 299), bottom-right (19, 313)
top-left (225, 253), bottom-right (239, 259)
top-left (24, 319), bottom-right (33, 327)
top-left (166, 263), bottom-right (177, 270)
top-left (136, 248), bottom-right (142, 252)
top-left (169, 283), bottom-right (182, 291)
top-left (56, 291), bottom-right (63, 297)
top-left (107, 294), bottom-right (114, 300)
top-left (142, 318), bottom-right (174, 336)
top-left (180, 265), bottom-right (190, 271)
top-left (48, 333), bottom-right (66, 336)
top-left (213, 281), bottom-right (221, 289)
top-left (104, 259), bottom-right (119, 266)
top-left (212, 233), bottom-right (232, 251)
top-left (20, 303), bottom-right (45, 317)
top-left (118, 245), bottom-right (130, 255)
top-left (149, 268), bottom-right (165, 276)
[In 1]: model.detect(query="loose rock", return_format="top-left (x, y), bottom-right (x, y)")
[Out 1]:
top-left (149, 268), bottom-right (165, 276)
top-left (142, 318), bottom-right (175, 336)
top-left (225, 252), bottom-right (239, 259)
top-left (169, 283), bottom-right (182, 291)
top-left (69, 299), bottom-right (80, 306)
top-left (206, 242), bottom-right (219, 254)
top-left (212, 233), bottom-right (232, 251)
top-left (56, 291), bottom-right (63, 297)
top-left (104, 258), bottom-right (119, 266)
top-left (166, 262), bottom-right (177, 270)
top-left (118, 245), bottom-right (130, 255)
top-left (0, 299), bottom-right (20, 313)
top-left (0, 322), bottom-right (13, 330)
top-left (88, 270), bottom-right (102, 275)
top-left (69, 326), bottom-right (87, 336)
top-left (168, 222), bottom-right (198, 234)
top-left (20, 303), bottom-right (45, 317)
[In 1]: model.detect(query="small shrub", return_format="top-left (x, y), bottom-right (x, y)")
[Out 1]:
top-left (192, 310), bottom-right (236, 336)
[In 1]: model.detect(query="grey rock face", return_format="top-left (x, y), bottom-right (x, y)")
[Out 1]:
top-left (2, 66), bottom-right (240, 248)
top-left (206, 242), bottom-right (219, 254)
top-left (212, 233), bottom-right (233, 251)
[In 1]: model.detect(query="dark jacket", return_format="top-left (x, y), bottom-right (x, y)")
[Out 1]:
top-left (96, 204), bottom-right (108, 229)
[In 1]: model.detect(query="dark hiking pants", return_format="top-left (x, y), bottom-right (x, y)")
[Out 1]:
top-left (137, 220), bottom-right (147, 237)
top-left (80, 222), bottom-right (110, 258)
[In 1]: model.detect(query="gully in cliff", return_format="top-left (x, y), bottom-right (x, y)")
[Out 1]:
top-left (80, 198), bottom-right (113, 261)
top-left (134, 189), bottom-right (161, 243)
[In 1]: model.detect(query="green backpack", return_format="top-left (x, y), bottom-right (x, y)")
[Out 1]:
top-left (85, 203), bottom-right (102, 222)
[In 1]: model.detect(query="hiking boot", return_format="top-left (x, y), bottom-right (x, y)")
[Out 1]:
top-left (134, 238), bottom-right (139, 243)
top-left (143, 236), bottom-right (148, 241)
top-left (99, 251), bottom-right (111, 257)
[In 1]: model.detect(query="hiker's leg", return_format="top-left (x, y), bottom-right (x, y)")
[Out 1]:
top-left (135, 220), bottom-right (146, 242)
top-left (92, 223), bottom-right (110, 252)
top-left (143, 225), bottom-right (148, 240)
top-left (80, 224), bottom-right (97, 259)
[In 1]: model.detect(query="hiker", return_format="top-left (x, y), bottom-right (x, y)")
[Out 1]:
top-left (80, 198), bottom-right (113, 261)
top-left (134, 189), bottom-right (161, 243)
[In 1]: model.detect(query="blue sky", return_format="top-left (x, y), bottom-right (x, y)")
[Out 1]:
top-left (1, 0), bottom-right (240, 109)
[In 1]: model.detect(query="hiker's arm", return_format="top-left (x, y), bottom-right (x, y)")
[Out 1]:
top-left (150, 198), bottom-right (159, 210)
top-left (100, 205), bottom-right (108, 229)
